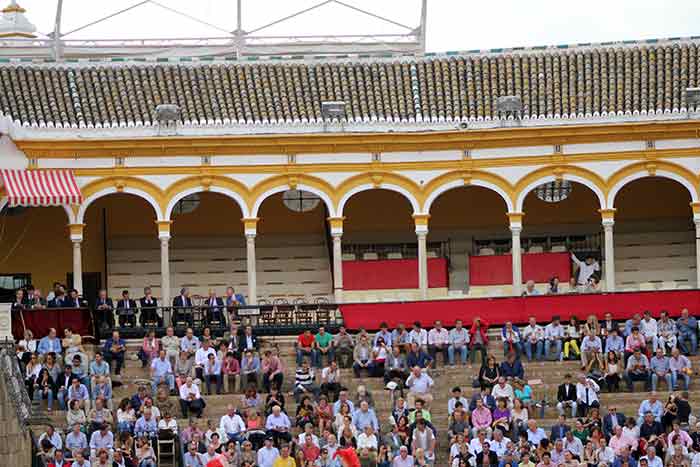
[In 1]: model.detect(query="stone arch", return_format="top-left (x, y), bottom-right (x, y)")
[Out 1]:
top-left (422, 170), bottom-right (515, 213)
top-left (164, 175), bottom-right (250, 220)
top-left (249, 174), bottom-right (337, 218)
top-left (514, 166), bottom-right (607, 212)
top-left (336, 172), bottom-right (421, 216)
top-left (606, 161), bottom-right (700, 208)
top-left (77, 176), bottom-right (165, 223)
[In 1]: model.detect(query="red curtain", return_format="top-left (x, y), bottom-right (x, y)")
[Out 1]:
top-left (12, 308), bottom-right (93, 340)
top-left (469, 252), bottom-right (571, 286)
top-left (343, 258), bottom-right (448, 290)
top-left (340, 289), bottom-right (700, 330)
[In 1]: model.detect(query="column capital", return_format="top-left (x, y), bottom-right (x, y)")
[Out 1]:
top-left (599, 208), bottom-right (616, 225)
top-left (156, 220), bottom-right (172, 239)
top-left (413, 213), bottom-right (430, 234)
top-left (691, 202), bottom-right (700, 222)
top-left (68, 223), bottom-right (85, 242)
top-left (241, 217), bottom-right (259, 236)
top-left (327, 216), bottom-right (345, 236)
top-left (506, 212), bottom-right (524, 228)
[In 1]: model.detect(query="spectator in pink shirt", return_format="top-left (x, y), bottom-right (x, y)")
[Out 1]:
top-left (608, 425), bottom-right (638, 456)
top-left (470, 398), bottom-right (493, 438)
top-left (222, 351), bottom-right (240, 393)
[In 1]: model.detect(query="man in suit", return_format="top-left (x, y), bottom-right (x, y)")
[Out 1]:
top-left (139, 286), bottom-right (160, 327)
top-left (94, 289), bottom-right (114, 329)
top-left (116, 290), bottom-right (137, 327)
top-left (469, 387), bottom-right (496, 412)
top-left (56, 364), bottom-right (79, 411)
top-left (238, 325), bottom-right (259, 355)
top-left (27, 286), bottom-right (47, 309)
top-left (48, 285), bottom-right (67, 308)
top-left (204, 289), bottom-right (225, 326)
top-left (65, 289), bottom-right (84, 308)
top-left (11, 288), bottom-right (26, 313)
top-left (172, 287), bottom-right (193, 326)
top-left (603, 406), bottom-right (626, 439)
top-left (550, 414), bottom-right (571, 441)
top-left (556, 373), bottom-right (577, 418)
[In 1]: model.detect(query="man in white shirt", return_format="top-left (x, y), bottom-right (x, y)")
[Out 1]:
top-left (576, 374), bottom-right (600, 417)
top-left (491, 377), bottom-right (515, 406)
top-left (408, 321), bottom-right (428, 351)
top-left (571, 252), bottom-right (600, 289)
top-left (405, 366), bottom-right (434, 408)
top-left (179, 377), bottom-right (205, 418)
top-left (640, 311), bottom-right (659, 352)
top-left (194, 340), bottom-right (216, 382)
top-left (580, 330), bottom-right (603, 367)
top-left (544, 316), bottom-right (565, 361)
top-left (219, 404), bottom-right (246, 444)
top-left (427, 320), bottom-right (449, 367)
top-left (447, 386), bottom-right (469, 416)
top-left (357, 425), bottom-right (378, 450)
top-left (521, 316), bottom-right (544, 361)
top-left (563, 430), bottom-right (584, 458)
top-left (489, 429), bottom-right (511, 457)
top-left (447, 319), bottom-right (470, 366)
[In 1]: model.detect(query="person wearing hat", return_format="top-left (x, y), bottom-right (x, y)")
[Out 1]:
top-left (256, 436), bottom-right (279, 467)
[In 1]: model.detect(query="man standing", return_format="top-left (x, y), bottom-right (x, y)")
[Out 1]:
top-left (139, 286), bottom-right (160, 327)
top-left (172, 287), bottom-right (194, 326)
top-left (116, 290), bottom-right (137, 327)
top-left (571, 252), bottom-right (600, 290)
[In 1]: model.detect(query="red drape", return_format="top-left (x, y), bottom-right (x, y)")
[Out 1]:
top-left (342, 258), bottom-right (448, 290)
top-left (469, 252), bottom-right (571, 286)
top-left (340, 289), bottom-right (700, 330)
top-left (12, 308), bottom-right (93, 340)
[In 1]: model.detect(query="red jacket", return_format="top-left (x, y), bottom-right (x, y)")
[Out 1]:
top-left (469, 320), bottom-right (489, 348)
top-left (48, 461), bottom-right (71, 467)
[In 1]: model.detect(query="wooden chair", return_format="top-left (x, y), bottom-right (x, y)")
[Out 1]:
top-left (156, 437), bottom-right (176, 467)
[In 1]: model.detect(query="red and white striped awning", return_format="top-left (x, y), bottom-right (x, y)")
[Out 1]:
top-left (0, 169), bottom-right (83, 207)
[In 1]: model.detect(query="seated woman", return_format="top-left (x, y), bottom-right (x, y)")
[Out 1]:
top-left (491, 397), bottom-right (511, 435)
top-left (62, 328), bottom-right (89, 368)
top-left (116, 398), bottom-right (136, 434)
top-left (316, 395), bottom-right (333, 434)
top-left (333, 402), bottom-right (353, 434)
top-left (244, 408), bottom-right (266, 450)
top-left (264, 387), bottom-right (285, 416)
top-left (242, 385), bottom-right (262, 410)
top-left (513, 379), bottom-right (533, 410)
top-left (139, 330), bottom-right (160, 369)
top-left (295, 396), bottom-right (317, 429)
top-left (33, 368), bottom-right (55, 412)
top-left (135, 436), bottom-right (157, 467)
top-left (478, 355), bottom-right (500, 391)
top-left (67, 399), bottom-right (88, 428)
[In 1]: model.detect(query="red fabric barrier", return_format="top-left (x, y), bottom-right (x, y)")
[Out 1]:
top-left (469, 252), bottom-right (571, 286)
top-left (12, 308), bottom-right (93, 340)
top-left (340, 289), bottom-right (700, 330)
top-left (343, 258), bottom-right (448, 290)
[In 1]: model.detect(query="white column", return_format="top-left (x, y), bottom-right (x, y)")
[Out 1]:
top-left (332, 234), bottom-right (343, 303)
top-left (417, 232), bottom-right (428, 299)
top-left (69, 224), bottom-right (84, 295)
top-left (160, 236), bottom-right (171, 305)
top-left (243, 217), bottom-right (259, 305)
top-left (246, 234), bottom-right (257, 305)
top-left (72, 240), bottom-right (83, 295)
top-left (603, 224), bottom-right (615, 293)
top-left (508, 213), bottom-right (523, 296)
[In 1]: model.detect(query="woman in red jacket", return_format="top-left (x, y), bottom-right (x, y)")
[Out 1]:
top-left (469, 317), bottom-right (489, 365)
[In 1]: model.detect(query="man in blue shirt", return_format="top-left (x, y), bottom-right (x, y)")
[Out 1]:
top-left (134, 408), bottom-right (158, 439)
top-left (37, 328), bottom-right (62, 355)
top-left (89, 351), bottom-right (111, 388)
top-left (103, 330), bottom-right (126, 376)
top-left (150, 349), bottom-right (175, 395)
top-left (677, 308), bottom-right (698, 356)
top-left (406, 342), bottom-right (433, 369)
top-left (353, 400), bottom-right (379, 432)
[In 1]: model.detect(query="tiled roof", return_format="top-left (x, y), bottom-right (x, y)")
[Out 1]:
top-left (1, 40), bottom-right (699, 129)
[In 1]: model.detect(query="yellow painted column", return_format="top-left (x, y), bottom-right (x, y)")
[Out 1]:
top-left (327, 217), bottom-right (345, 303)
top-left (242, 218), bottom-right (259, 305)
top-left (692, 203), bottom-right (700, 288)
top-left (599, 209), bottom-right (616, 292)
top-left (68, 224), bottom-right (85, 295)
top-left (507, 212), bottom-right (524, 296)
top-left (156, 221), bottom-right (172, 307)
top-left (414, 214), bottom-right (430, 300)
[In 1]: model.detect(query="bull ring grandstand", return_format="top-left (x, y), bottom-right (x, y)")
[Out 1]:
top-left (2, 1), bottom-right (700, 466)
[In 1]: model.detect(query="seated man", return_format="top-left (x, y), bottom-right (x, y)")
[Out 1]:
top-left (91, 376), bottom-right (113, 410)
top-left (296, 329), bottom-right (317, 367)
top-left (448, 320), bottom-right (470, 366)
top-left (161, 327), bottom-right (180, 368)
top-left (521, 316), bottom-right (544, 362)
top-left (669, 347), bottom-right (692, 391)
top-left (265, 404), bottom-right (292, 445)
top-left (37, 328), bottom-right (63, 356)
top-left (172, 287), bottom-right (194, 327)
top-left (56, 365), bottom-right (77, 411)
top-left (470, 399), bottom-right (493, 437)
top-left (320, 360), bottom-right (342, 401)
top-left (88, 397), bottom-right (113, 433)
top-left (89, 351), bottom-right (111, 389)
top-left (427, 320), bottom-right (450, 367)
top-left (65, 423), bottom-right (88, 459)
top-left (649, 347), bottom-right (673, 392)
top-left (179, 377), bottom-right (205, 418)
top-left (94, 289), bottom-right (114, 330)
top-left (293, 359), bottom-right (320, 403)
top-left (204, 289), bottom-right (225, 326)
top-left (241, 350), bottom-right (262, 389)
top-left (556, 374), bottom-right (578, 418)
top-left (194, 339), bottom-right (216, 382)
top-left (544, 316), bottom-right (565, 361)
top-left (406, 342), bottom-right (433, 369)
top-left (70, 354), bottom-right (90, 387)
top-left (575, 374), bottom-right (600, 417)
top-left (67, 377), bottom-right (90, 412)
top-left (88, 423), bottom-right (114, 460)
top-left (637, 392), bottom-right (664, 425)
top-left (352, 334), bottom-right (373, 377)
top-left (135, 407), bottom-right (158, 439)
top-left (139, 286), bottom-right (160, 327)
top-left (353, 400), bottom-right (379, 432)
top-left (39, 425), bottom-right (63, 452)
top-left (332, 326), bottom-right (355, 369)
top-left (624, 348), bottom-right (650, 391)
top-left (501, 321), bottom-right (522, 358)
top-left (151, 349), bottom-right (175, 395)
top-left (180, 327), bottom-right (200, 360)
top-left (219, 404), bottom-right (246, 444)
top-left (102, 330), bottom-right (126, 376)
top-left (383, 346), bottom-right (408, 386)
top-left (677, 308), bottom-right (698, 356)
top-left (500, 351), bottom-right (524, 380)
top-left (203, 353), bottom-right (223, 395)
top-left (314, 326), bottom-right (334, 369)
top-left (405, 366), bottom-right (434, 408)
top-left (116, 289), bottom-right (137, 327)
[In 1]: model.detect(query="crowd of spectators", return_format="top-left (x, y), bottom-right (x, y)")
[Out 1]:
top-left (16, 293), bottom-right (700, 467)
